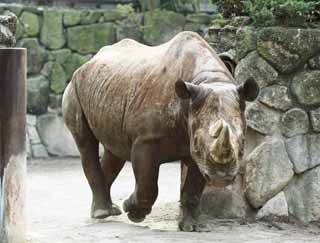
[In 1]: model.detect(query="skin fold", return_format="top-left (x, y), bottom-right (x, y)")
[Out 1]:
top-left (62, 31), bottom-right (259, 232)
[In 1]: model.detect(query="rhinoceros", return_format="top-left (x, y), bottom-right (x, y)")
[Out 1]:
top-left (62, 31), bottom-right (259, 231)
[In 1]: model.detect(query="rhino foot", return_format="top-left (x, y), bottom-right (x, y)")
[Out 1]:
top-left (91, 203), bottom-right (122, 219)
top-left (123, 198), bottom-right (149, 223)
top-left (179, 217), bottom-right (202, 232)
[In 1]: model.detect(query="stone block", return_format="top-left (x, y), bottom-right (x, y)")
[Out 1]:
top-left (286, 134), bottom-right (320, 173)
top-left (27, 75), bottom-right (49, 115)
top-left (36, 114), bottom-right (80, 157)
top-left (40, 10), bottom-right (65, 49)
top-left (67, 23), bottom-right (116, 54)
top-left (280, 108), bottom-right (309, 138)
top-left (245, 138), bottom-right (294, 208)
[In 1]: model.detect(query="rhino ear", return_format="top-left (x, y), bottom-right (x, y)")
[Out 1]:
top-left (175, 79), bottom-right (201, 100)
top-left (237, 77), bottom-right (260, 101)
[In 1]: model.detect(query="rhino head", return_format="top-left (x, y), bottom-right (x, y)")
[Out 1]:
top-left (175, 78), bottom-right (259, 186)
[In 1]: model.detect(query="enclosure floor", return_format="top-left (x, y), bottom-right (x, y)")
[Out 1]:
top-left (27, 158), bottom-right (320, 243)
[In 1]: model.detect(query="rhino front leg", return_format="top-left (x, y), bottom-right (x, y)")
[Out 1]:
top-left (179, 160), bottom-right (206, 232)
top-left (123, 143), bottom-right (160, 223)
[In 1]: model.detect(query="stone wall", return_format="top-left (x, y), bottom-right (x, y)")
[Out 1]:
top-left (2, 2), bottom-right (320, 225)
top-left (0, 3), bottom-right (215, 158)
top-left (202, 23), bottom-right (320, 223)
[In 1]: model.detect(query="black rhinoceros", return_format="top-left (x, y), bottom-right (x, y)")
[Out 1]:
top-left (62, 31), bottom-right (259, 231)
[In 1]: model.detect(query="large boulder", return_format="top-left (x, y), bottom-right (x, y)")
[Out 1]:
top-left (19, 11), bottom-right (39, 37)
top-left (245, 102), bottom-right (280, 135)
top-left (245, 138), bottom-right (294, 208)
top-left (40, 10), bottom-right (65, 49)
top-left (36, 114), bottom-right (80, 157)
top-left (280, 108), bottom-right (309, 138)
top-left (285, 166), bottom-right (320, 222)
top-left (291, 71), bottom-right (320, 107)
top-left (201, 175), bottom-right (253, 219)
top-left (258, 85), bottom-right (292, 111)
top-left (27, 75), bottom-right (49, 115)
top-left (17, 38), bottom-right (46, 74)
top-left (256, 192), bottom-right (288, 220)
top-left (257, 27), bottom-right (320, 74)
top-left (285, 134), bottom-right (320, 174)
top-left (143, 9), bottom-right (185, 45)
top-left (67, 23), bottom-right (116, 54)
top-left (235, 51), bottom-right (278, 88)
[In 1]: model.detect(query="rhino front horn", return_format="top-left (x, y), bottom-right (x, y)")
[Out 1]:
top-left (209, 120), bottom-right (235, 164)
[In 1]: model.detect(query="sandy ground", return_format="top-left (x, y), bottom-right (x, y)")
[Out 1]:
top-left (27, 158), bottom-right (320, 243)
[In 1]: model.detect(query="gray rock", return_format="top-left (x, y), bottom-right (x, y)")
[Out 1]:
top-left (143, 9), bottom-right (185, 46)
top-left (291, 71), bottom-right (320, 106)
top-left (310, 108), bottom-right (320, 132)
top-left (257, 27), bottom-right (320, 74)
top-left (235, 51), bottom-right (278, 88)
top-left (201, 175), bottom-right (252, 219)
top-left (285, 166), bottom-right (320, 222)
top-left (280, 108), bottom-right (309, 138)
top-left (218, 26), bottom-right (237, 51)
top-left (36, 114), bottom-right (80, 157)
top-left (26, 114), bottom-right (37, 126)
top-left (63, 9), bottom-right (81, 27)
top-left (116, 13), bottom-right (143, 42)
top-left (49, 93), bottom-right (62, 110)
top-left (245, 138), bottom-right (294, 208)
top-left (286, 134), bottom-right (320, 173)
top-left (42, 62), bottom-right (67, 94)
top-left (32, 144), bottom-right (49, 158)
top-left (80, 10), bottom-right (101, 25)
top-left (245, 102), bottom-right (280, 135)
top-left (236, 26), bottom-right (257, 60)
top-left (19, 11), bottom-right (39, 37)
top-left (308, 54), bottom-right (320, 70)
top-left (27, 75), bottom-right (49, 115)
top-left (63, 53), bottom-right (92, 80)
top-left (258, 85), bottom-right (292, 111)
top-left (40, 10), bottom-right (65, 50)
top-left (17, 38), bottom-right (46, 74)
top-left (67, 23), bottom-right (116, 54)
top-left (27, 126), bottom-right (41, 144)
top-left (256, 192), bottom-right (288, 220)
top-left (50, 49), bottom-right (72, 65)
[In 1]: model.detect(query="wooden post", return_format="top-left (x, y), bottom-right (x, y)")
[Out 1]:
top-left (0, 48), bottom-right (27, 243)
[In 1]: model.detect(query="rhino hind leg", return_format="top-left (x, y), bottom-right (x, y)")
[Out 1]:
top-left (123, 143), bottom-right (160, 223)
top-left (63, 83), bottom-right (115, 219)
top-left (100, 148), bottom-right (126, 216)
top-left (179, 161), bottom-right (206, 232)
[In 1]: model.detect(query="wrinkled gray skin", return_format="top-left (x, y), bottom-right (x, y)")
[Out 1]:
top-left (62, 32), bottom-right (259, 232)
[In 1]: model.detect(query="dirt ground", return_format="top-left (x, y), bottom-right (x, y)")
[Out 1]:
top-left (27, 158), bottom-right (320, 243)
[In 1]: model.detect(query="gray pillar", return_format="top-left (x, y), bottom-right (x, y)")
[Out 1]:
top-left (0, 48), bottom-right (27, 243)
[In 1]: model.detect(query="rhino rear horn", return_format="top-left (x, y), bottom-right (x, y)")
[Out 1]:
top-left (237, 77), bottom-right (260, 102)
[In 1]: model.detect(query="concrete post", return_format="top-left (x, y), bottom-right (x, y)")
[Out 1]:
top-left (0, 48), bottom-right (27, 243)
